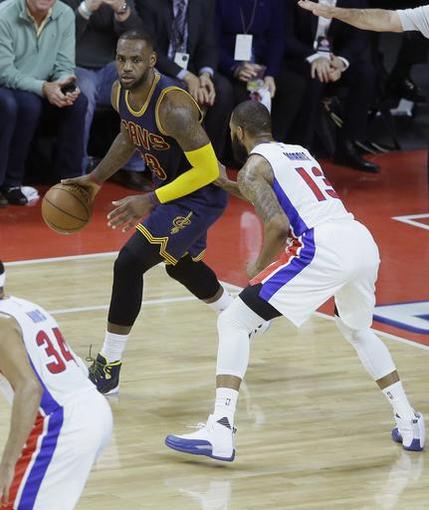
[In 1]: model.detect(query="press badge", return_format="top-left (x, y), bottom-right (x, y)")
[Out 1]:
top-left (234, 34), bottom-right (253, 61)
top-left (174, 52), bottom-right (190, 70)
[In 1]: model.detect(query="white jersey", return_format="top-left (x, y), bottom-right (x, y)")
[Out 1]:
top-left (250, 142), bottom-right (353, 236)
top-left (0, 296), bottom-right (95, 413)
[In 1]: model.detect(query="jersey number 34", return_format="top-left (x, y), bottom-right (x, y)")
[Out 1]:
top-left (36, 327), bottom-right (76, 374)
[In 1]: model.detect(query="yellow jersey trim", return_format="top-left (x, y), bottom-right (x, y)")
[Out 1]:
top-left (155, 86), bottom-right (203, 136)
top-left (135, 224), bottom-right (178, 265)
top-left (125, 73), bottom-right (161, 118)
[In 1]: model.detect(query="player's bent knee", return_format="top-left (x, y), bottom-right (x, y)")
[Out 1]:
top-left (217, 298), bottom-right (264, 334)
top-left (335, 315), bottom-right (371, 345)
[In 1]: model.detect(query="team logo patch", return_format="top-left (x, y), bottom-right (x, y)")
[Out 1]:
top-left (171, 212), bottom-right (193, 234)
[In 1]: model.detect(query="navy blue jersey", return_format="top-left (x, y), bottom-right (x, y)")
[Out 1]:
top-left (114, 72), bottom-right (227, 265)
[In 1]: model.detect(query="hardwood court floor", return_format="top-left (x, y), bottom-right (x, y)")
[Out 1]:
top-left (1, 256), bottom-right (428, 510)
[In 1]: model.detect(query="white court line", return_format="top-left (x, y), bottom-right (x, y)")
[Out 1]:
top-left (4, 251), bottom-right (118, 267)
top-left (49, 295), bottom-right (197, 315)
top-left (392, 213), bottom-right (429, 231)
top-left (5, 253), bottom-right (429, 351)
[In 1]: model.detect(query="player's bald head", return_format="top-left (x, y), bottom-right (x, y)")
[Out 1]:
top-left (231, 101), bottom-right (272, 136)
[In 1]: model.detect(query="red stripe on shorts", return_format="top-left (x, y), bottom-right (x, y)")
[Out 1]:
top-left (250, 238), bottom-right (303, 286)
top-left (4, 413), bottom-right (45, 510)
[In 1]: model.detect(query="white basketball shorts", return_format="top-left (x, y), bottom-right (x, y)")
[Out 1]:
top-left (7, 389), bottom-right (112, 510)
top-left (252, 219), bottom-right (380, 330)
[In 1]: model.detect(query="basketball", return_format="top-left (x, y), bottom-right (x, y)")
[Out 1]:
top-left (41, 183), bottom-right (93, 234)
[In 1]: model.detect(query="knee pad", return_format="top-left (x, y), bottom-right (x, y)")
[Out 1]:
top-left (217, 297), bottom-right (266, 335)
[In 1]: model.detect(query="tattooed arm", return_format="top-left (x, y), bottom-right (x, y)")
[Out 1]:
top-left (215, 162), bottom-right (249, 201)
top-left (238, 155), bottom-right (290, 279)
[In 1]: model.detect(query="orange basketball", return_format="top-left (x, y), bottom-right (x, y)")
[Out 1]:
top-left (41, 183), bottom-right (92, 234)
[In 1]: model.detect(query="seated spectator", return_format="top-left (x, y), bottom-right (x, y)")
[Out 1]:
top-left (62, 0), bottom-right (148, 188)
top-left (0, 0), bottom-right (87, 206)
top-left (136, 0), bottom-right (233, 160)
top-left (284, 0), bottom-right (379, 173)
top-left (215, 0), bottom-right (306, 143)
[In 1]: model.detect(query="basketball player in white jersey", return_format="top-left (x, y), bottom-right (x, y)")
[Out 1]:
top-left (0, 261), bottom-right (112, 509)
top-left (165, 101), bottom-right (425, 462)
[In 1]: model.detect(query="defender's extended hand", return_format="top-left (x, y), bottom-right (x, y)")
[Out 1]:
top-left (107, 194), bottom-right (154, 231)
top-left (247, 261), bottom-right (264, 280)
top-left (0, 462), bottom-right (15, 508)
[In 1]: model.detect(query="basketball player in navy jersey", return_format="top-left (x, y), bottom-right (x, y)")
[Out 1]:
top-left (63, 30), bottom-right (259, 394)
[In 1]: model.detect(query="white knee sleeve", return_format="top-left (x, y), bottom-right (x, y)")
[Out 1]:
top-left (335, 316), bottom-right (396, 380)
top-left (216, 297), bottom-right (265, 379)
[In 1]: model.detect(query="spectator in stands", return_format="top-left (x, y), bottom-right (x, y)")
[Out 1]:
top-left (215, 0), bottom-right (304, 142)
top-left (284, 0), bottom-right (379, 173)
top-left (0, 0), bottom-right (87, 206)
top-left (136, 0), bottom-right (233, 160)
top-left (62, 0), bottom-right (147, 189)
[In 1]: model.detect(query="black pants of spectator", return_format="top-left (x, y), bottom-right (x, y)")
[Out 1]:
top-left (202, 73), bottom-right (234, 161)
top-left (286, 59), bottom-right (376, 148)
top-left (389, 32), bottom-right (428, 85)
top-left (0, 88), bottom-right (87, 188)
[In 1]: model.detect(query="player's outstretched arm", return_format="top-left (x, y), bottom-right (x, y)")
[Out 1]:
top-left (62, 81), bottom-right (136, 200)
top-left (0, 316), bottom-right (43, 507)
top-left (238, 155), bottom-right (290, 279)
top-left (298, 1), bottom-right (403, 32)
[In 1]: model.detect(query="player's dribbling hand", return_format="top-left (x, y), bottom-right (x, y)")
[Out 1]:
top-left (0, 462), bottom-right (14, 508)
top-left (108, 194), bottom-right (153, 232)
top-left (61, 174), bottom-right (101, 203)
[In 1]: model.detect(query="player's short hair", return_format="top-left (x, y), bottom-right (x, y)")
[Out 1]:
top-left (231, 101), bottom-right (272, 136)
top-left (118, 29), bottom-right (155, 50)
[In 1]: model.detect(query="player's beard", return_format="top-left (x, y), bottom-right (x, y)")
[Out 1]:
top-left (231, 133), bottom-right (249, 167)
top-left (121, 68), bottom-right (150, 91)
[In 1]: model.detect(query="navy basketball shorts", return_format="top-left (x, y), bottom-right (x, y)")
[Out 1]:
top-left (136, 196), bottom-right (226, 265)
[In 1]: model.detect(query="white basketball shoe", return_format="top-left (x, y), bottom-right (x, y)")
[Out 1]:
top-left (165, 415), bottom-right (236, 462)
top-left (391, 412), bottom-right (425, 451)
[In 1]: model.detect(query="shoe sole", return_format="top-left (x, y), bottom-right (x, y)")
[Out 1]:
top-left (165, 436), bottom-right (235, 462)
top-left (391, 423), bottom-right (425, 452)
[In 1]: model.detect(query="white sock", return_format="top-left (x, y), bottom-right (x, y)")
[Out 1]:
top-left (207, 288), bottom-right (234, 313)
top-left (214, 387), bottom-right (239, 423)
top-left (101, 331), bottom-right (129, 362)
top-left (382, 381), bottom-right (415, 420)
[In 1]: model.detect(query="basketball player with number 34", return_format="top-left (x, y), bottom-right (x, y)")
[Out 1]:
top-left (0, 262), bottom-right (112, 509)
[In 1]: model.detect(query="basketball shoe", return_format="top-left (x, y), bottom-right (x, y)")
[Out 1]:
top-left (391, 412), bottom-right (425, 451)
top-left (87, 353), bottom-right (121, 395)
top-left (165, 415), bottom-right (236, 462)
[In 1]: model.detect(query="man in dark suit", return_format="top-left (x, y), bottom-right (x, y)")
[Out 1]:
top-left (284, 0), bottom-right (379, 172)
top-left (136, 0), bottom-right (233, 159)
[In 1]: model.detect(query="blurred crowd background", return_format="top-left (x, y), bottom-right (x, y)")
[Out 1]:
top-left (1, 0), bottom-right (429, 207)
